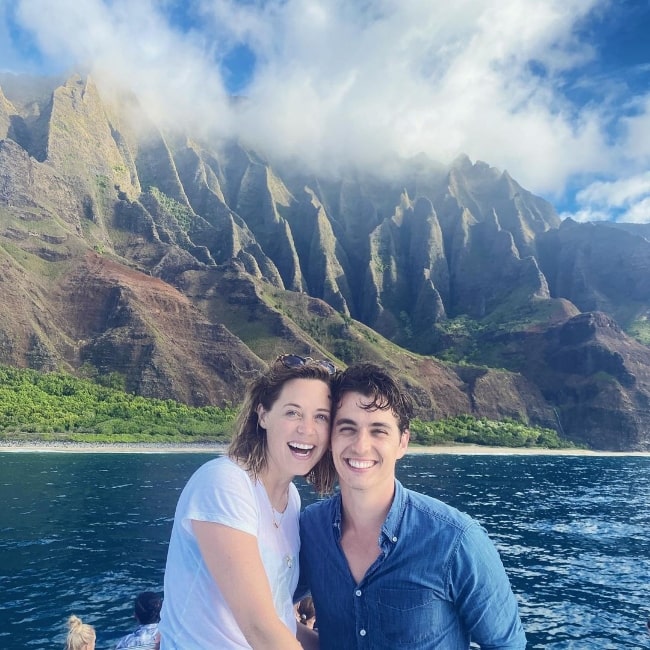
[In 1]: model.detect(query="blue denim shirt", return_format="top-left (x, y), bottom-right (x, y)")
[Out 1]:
top-left (298, 480), bottom-right (526, 649)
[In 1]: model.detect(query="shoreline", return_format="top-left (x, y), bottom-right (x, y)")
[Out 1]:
top-left (0, 440), bottom-right (648, 456)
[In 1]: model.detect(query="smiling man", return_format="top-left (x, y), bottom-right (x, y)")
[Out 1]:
top-left (298, 363), bottom-right (526, 650)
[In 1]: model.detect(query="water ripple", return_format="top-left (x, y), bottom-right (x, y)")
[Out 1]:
top-left (1, 453), bottom-right (649, 649)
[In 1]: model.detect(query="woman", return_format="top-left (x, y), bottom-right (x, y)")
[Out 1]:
top-left (159, 355), bottom-right (336, 649)
top-left (65, 615), bottom-right (96, 650)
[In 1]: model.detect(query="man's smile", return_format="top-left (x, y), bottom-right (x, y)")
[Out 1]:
top-left (345, 458), bottom-right (377, 469)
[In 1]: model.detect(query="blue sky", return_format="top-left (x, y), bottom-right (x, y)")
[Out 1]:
top-left (1, 0), bottom-right (650, 223)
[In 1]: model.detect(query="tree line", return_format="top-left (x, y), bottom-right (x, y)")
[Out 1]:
top-left (0, 365), bottom-right (575, 448)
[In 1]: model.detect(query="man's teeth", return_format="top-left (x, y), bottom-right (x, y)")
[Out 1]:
top-left (348, 459), bottom-right (375, 469)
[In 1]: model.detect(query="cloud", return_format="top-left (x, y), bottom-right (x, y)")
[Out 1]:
top-left (568, 172), bottom-right (650, 223)
top-left (224, 0), bottom-right (611, 189)
top-left (4, 0), bottom-right (650, 222)
top-left (12, 0), bottom-right (232, 130)
top-left (619, 95), bottom-right (650, 167)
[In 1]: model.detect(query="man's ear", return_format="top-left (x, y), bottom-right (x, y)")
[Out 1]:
top-left (397, 428), bottom-right (410, 459)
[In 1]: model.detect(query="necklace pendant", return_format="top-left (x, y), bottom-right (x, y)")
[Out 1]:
top-left (273, 521), bottom-right (279, 529)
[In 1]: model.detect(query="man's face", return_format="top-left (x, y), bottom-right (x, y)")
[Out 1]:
top-left (331, 391), bottom-right (409, 495)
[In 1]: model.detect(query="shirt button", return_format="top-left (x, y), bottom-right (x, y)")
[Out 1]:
top-left (355, 589), bottom-right (362, 597)
top-left (392, 536), bottom-right (398, 542)
top-left (359, 629), bottom-right (367, 637)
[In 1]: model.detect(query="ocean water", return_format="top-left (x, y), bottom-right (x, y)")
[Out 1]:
top-left (0, 452), bottom-right (648, 649)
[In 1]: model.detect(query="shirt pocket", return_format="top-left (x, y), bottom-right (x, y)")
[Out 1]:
top-left (376, 587), bottom-right (449, 647)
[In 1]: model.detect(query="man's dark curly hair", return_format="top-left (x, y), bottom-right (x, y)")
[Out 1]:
top-left (331, 363), bottom-right (414, 433)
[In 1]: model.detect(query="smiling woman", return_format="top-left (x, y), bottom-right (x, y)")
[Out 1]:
top-left (157, 357), bottom-right (336, 650)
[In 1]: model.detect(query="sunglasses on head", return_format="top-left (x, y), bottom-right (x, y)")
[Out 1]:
top-left (276, 354), bottom-right (336, 375)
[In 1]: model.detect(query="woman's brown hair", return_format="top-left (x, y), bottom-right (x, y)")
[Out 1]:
top-left (228, 361), bottom-right (337, 494)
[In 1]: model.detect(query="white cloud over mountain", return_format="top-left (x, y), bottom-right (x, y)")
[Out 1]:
top-left (2, 0), bottom-right (650, 223)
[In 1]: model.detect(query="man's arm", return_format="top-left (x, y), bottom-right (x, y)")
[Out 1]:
top-left (193, 520), bottom-right (304, 650)
top-left (452, 523), bottom-right (527, 649)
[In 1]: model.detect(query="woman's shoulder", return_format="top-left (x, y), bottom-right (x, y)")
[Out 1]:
top-left (178, 456), bottom-right (258, 518)
top-left (190, 456), bottom-right (251, 488)
top-left (195, 454), bottom-right (239, 473)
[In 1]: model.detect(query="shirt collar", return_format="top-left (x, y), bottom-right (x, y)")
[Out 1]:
top-left (331, 480), bottom-right (406, 543)
top-left (381, 479), bottom-right (406, 544)
top-left (332, 490), bottom-right (343, 535)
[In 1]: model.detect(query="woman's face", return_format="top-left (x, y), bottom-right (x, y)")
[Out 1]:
top-left (258, 378), bottom-right (331, 480)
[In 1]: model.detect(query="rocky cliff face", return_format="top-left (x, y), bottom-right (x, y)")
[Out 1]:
top-left (1, 73), bottom-right (649, 450)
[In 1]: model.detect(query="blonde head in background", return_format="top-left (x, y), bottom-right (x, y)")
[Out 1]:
top-left (65, 615), bottom-right (96, 650)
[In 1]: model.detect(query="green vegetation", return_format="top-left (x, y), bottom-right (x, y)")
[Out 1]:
top-left (149, 187), bottom-right (194, 231)
top-left (434, 315), bottom-right (485, 363)
top-left (0, 365), bottom-right (236, 444)
top-left (433, 298), bottom-right (569, 368)
top-left (627, 317), bottom-right (650, 346)
top-left (410, 414), bottom-right (577, 449)
top-left (0, 365), bottom-right (578, 449)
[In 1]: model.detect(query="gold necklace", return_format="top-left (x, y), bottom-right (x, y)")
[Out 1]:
top-left (266, 487), bottom-right (293, 568)
top-left (271, 504), bottom-right (286, 529)
top-left (269, 487), bottom-right (289, 528)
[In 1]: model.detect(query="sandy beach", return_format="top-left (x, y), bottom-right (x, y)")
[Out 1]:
top-left (0, 440), bottom-right (648, 455)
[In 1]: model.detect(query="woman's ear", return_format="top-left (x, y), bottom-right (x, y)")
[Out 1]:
top-left (256, 404), bottom-right (267, 429)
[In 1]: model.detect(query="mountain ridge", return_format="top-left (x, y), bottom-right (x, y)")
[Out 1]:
top-left (1, 73), bottom-right (649, 450)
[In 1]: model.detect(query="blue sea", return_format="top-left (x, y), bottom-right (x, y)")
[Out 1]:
top-left (0, 451), bottom-right (649, 649)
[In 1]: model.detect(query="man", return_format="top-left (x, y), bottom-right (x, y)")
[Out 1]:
top-left (298, 363), bottom-right (526, 649)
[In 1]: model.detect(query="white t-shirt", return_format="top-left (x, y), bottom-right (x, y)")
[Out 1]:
top-left (159, 456), bottom-right (301, 649)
